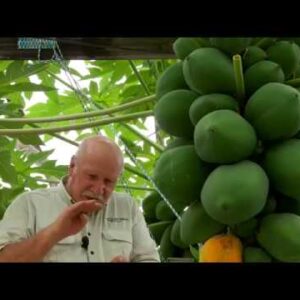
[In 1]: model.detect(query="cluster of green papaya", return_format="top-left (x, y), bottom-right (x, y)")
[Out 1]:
top-left (143, 37), bottom-right (300, 262)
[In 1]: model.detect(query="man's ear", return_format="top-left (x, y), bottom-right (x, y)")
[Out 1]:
top-left (68, 155), bottom-right (76, 176)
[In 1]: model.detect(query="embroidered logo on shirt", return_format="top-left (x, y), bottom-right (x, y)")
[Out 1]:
top-left (106, 217), bottom-right (129, 223)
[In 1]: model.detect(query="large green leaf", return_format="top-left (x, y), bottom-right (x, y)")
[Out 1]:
top-left (89, 81), bottom-right (98, 98)
top-left (0, 121), bottom-right (22, 129)
top-left (120, 84), bottom-right (146, 100)
top-left (111, 61), bottom-right (132, 82)
top-left (0, 62), bottom-right (49, 86)
top-left (47, 63), bottom-right (63, 75)
top-left (17, 134), bottom-right (44, 146)
top-left (0, 186), bottom-right (25, 219)
top-left (68, 67), bottom-right (85, 79)
top-left (0, 122), bottom-right (43, 146)
top-left (26, 102), bottom-right (58, 117)
top-left (89, 61), bottom-right (116, 75)
top-left (0, 100), bottom-right (24, 117)
top-left (35, 72), bottom-right (61, 105)
top-left (4, 92), bottom-right (24, 106)
top-left (99, 75), bottom-right (114, 94)
top-left (0, 61), bottom-right (13, 72)
top-left (0, 187), bottom-right (24, 205)
top-left (0, 57), bottom-right (167, 205)
top-left (24, 91), bottom-right (33, 99)
top-left (37, 71), bottom-right (55, 86)
top-left (28, 160), bottom-right (67, 179)
top-left (0, 150), bottom-right (18, 184)
top-left (100, 87), bottom-right (122, 106)
top-left (23, 176), bottom-right (48, 190)
top-left (121, 135), bottom-right (143, 156)
top-left (6, 61), bottom-right (25, 80)
top-left (0, 82), bottom-right (55, 97)
top-left (11, 151), bottom-right (28, 173)
top-left (26, 93), bottom-right (83, 119)
top-left (82, 67), bottom-right (113, 80)
top-left (26, 149), bottom-right (55, 166)
top-left (0, 137), bottom-right (12, 151)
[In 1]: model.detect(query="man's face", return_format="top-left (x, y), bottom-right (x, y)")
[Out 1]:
top-left (67, 154), bottom-right (121, 204)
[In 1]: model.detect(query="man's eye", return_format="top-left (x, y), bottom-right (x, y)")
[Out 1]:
top-left (105, 179), bottom-right (113, 185)
top-left (89, 175), bottom-right (97, 180)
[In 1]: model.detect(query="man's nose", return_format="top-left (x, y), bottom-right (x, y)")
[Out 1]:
top-left (91, 180), bottom-right (106, 195)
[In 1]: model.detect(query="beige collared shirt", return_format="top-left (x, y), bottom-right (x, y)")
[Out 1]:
top-left (0, 179), bottom-right (160, 262)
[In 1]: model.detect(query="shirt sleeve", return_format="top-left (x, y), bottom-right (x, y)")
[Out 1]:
top-left (0, 193), bottom-right (34, 251)
top-left (130, 199), bottom-right (160, 262)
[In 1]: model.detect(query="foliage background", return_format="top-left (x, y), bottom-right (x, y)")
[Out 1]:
top-left (0, 58), bottom-right (177, 218)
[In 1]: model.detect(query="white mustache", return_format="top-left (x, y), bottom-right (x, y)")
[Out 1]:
top-left (82, 191), bottom-right (105, 202)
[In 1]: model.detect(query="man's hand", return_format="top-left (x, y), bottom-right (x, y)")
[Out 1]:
top-left (50, 200), bottom-right (101, 242)
top-left (111, 255), bottom-right (129, 263)
top-left (0, 200), bottom-right (103, 262)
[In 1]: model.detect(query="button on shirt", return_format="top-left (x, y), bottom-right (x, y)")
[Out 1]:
top-left (0, 179), bottom-right (160, 262)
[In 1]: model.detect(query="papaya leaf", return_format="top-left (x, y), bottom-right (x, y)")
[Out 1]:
top-left (121, 135), bottom-right (143, 155)
top-left (0, 83), bottom-right (55, 98)
top-left (26, 94), bottom-right (83, 119)
top-left (26, 102), bottom-right (59, 118)
top-left (0, 122), bottom-right (43, 147)
top-left (98, 88), bottom-right (122, 107)
top-left (11, 151), bottom-right (29, 173)
top-left (89, 81), bottom-right (98, 98)
top-left (68, 67), bottom-right (85, 79)
top-left (23, 176), bottom-right (48, 190)
top-left (0, 137), bottom-right (12, 151)
top-left (47, 63), bottom-right (63, 75)
top-left (26, 149), bottom-right (55, 166)
top-left (91, 61), bottom-right (115, 71)
top-left (82, 68), bottom-right (113, 80)
top-left (20, 134), bottom-right (44, 146)
top-left (0, 100), bottom-right (24, 117)
top-left (0, 61), bottom-right (13, 72)
top-left (24, 91), bottom-right (33, 99)
top-left (99, 75), bottom-right (113, 94)
top-left (111, 61), bottom-right (132, 82)
top-left (120, 84), bottom-right (146, 100)
top-left (0, 150), bottom-right (18, 184)
top-left (0, 119), bottom-right (20, 130)
top-left (6, 61), bottom-right (25, 80)
top-left (0, 186), bottom-right (25, 219)
top-left (29, 160), bottom-right (67, 179)
top-left (0, 62), bottom-right (49, 86)
top-left (4, 92), bottom-right (24, 107)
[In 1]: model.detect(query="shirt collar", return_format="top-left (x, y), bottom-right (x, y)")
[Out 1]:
top-left (57, 176), bottom-right (74, 205)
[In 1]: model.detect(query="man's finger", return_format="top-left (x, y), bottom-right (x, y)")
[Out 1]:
top-left (88, 197), bottom-right (108, 206)
top-left (80, 213), bottom-right (89, 223)
top-left (69, 200), bottom-right (101, 217)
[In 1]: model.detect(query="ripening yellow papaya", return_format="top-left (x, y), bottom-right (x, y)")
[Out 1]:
top-left (199, 233), bottom-right (243, 262)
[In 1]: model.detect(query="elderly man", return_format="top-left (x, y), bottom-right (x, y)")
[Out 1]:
top-left (0, 135), bottom-right (160, 262)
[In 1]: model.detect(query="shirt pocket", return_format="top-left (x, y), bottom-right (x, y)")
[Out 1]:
top-left (102, 229), bottom-right (133, 262)
top-left (43, 235), bottom-right (79, 262)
